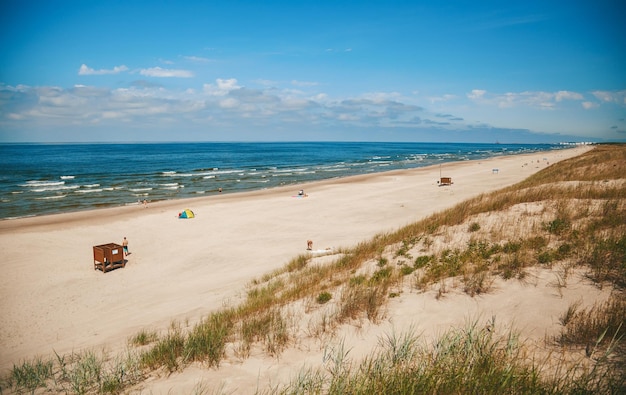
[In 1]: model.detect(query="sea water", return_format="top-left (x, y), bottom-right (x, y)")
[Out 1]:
top-left (0, 142), bottom-right (564, 219)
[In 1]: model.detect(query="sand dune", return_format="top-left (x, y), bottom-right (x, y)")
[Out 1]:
top-left (0, 146), bottom-right (598, 393)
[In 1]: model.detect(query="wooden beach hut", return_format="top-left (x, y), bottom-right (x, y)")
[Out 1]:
top-left (93, 243), bottom-right (125, 273)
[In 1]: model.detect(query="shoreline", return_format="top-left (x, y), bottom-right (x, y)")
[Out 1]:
top-left (0, 146), bottom-right (592, 374)
top-left (0, 147), bottom-right (568, 229)
top-left (0, 144), bottom-right (573, 223)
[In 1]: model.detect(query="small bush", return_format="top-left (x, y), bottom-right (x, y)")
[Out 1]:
top-left (130, 329), bottom-right (158, 346)
top-left (414, 255), bottom-right (433, 269)
top-left (400, 265), bottom-right (415, 276)
top-left (317, 291), bottom-right (332, 304)
top-left (502, 241), bottom-right (522, 254)
top-left (371, 267), bottom-right (392, 284)
top-left (545, 217), bottom-right (571, 235)
top-left (377, 257), bottom-right (388, 267)
top-left (468, 222), bottom-right (481, 232)
top-left (350, 275), bottom-right (367, 286)
top-left (9, 358), bottom-right (53, 393)
top-left (537, 251), bottom-right (553, 264)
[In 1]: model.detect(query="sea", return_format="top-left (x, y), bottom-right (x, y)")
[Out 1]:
top-left (0, 142), bottom-right (566, 220)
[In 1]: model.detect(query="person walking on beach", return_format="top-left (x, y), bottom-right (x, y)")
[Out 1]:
top-left (122, 237), bottom-right (129, 256)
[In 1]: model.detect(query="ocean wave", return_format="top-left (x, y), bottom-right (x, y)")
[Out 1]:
top-left (31, 185), bottom-right (79, 192)
top-left (206, 169), bottom-right (246, 175)
top-left (162, 171), bottom-right (199, 177)
top-left (22, 180), bottom-right (65, 187)
top-left (244, 179), bottom-right (270, 183)
top-left (60, 175), bottom-right (75, 180)
top-left (272, 167), bottom-right (309, 174)
top-left (75, 188), bottom-right (103, 193)
top-left (129, 187), bottom-right (153, 192)
top-left (36, 195), bottom-right (66, 200)
top-left (4, 214), bottom-right (36, 220)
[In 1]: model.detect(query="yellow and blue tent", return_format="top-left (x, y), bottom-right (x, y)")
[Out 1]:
top-left (178, 209), bottom-right (195, 219)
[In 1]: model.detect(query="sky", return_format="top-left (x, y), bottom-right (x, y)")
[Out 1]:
top-left (1, 0), bottom-right (625, 143)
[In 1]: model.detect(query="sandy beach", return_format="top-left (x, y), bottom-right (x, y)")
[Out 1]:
top-left (0, 145), bottom-right (602, 392)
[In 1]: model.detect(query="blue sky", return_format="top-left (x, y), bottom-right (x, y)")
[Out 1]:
top-left (1, 0), bottom-right (624, 143)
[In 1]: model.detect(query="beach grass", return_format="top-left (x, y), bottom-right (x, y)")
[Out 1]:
top-left (2, 144), bottom-right (625, 394)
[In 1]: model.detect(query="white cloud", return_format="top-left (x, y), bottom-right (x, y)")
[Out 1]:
top-left (469, 89), bottom-right (587, 110)
top-left (203, 78), bottom-right (241, 96)
top-left (555, 90), bottom-right (583, 101)
top-left (592, 90), bottom-right (626, 105)
top-left (217, 78), bottom-right (239, 90)
top-left (139, 67), bottom-right (194, 78)
top-left (291, 80), bottom-right (318, 87)
top-left (183, 56), bottom-right (212, 63)
top-left (429, 94), bottom-right (456, 103)
top-left (582, 101), bottom-right (598, 110)
top-left (467, 89), bottom-right (486, 100)
top-left (78, 64), bottom-right (128, 75)
top-left (0, 81), bottom-right (615, 141)
top-left (219, 98), bottom-right (239, 108)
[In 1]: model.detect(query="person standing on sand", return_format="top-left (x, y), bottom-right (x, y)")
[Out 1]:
top-left (122, 237), bottom-right (129, 256)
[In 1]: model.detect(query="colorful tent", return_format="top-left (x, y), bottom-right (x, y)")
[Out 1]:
top-left (178, 209), bottom-right (195, 219)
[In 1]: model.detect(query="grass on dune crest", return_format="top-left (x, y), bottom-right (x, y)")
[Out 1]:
top-left (3, 144), bottom-right (625, 394)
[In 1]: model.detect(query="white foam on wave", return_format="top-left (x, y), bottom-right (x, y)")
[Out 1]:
top-left (36, 195), bottom-right (66, 200)
top-left (162, 171), bottom-right (196, 177)
top-left (245, 179), bottom-right (270, 183)
top-left (32, 185), bottom-right (79, 192)
top-left (60, 175), bottom-right (75, 180)
top-left (204, 169), bottom-right (246, 176)
top-left (22, 180), bottom-right (65, 187)
top-left (129, 187), bottom-right (153, 192)
top-left (272, 167), bottom-right (309, 174)
top-left (4, 214), bottom-right (36, 220)
top-left (161, 184), bottom-right (183, 190)
top-left (75, 188), bottom-right (103, 193)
